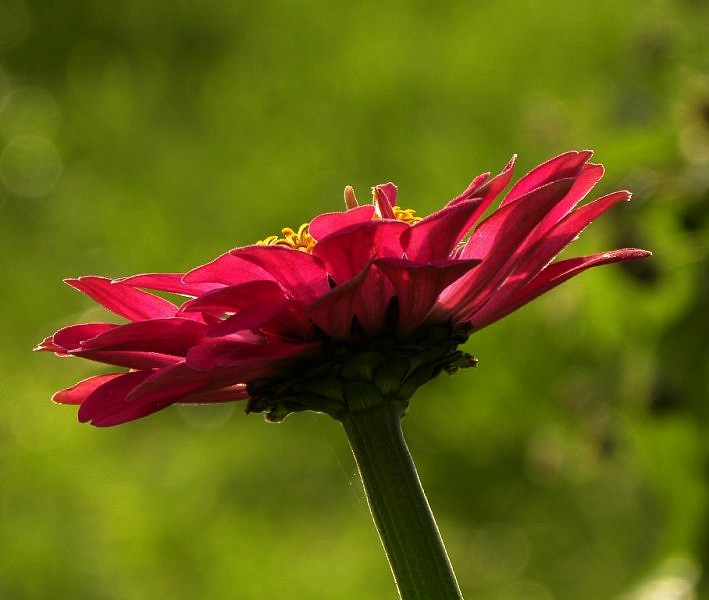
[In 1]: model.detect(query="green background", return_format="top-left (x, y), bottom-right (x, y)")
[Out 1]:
top-left (2, 0), bottom-right (708, 598)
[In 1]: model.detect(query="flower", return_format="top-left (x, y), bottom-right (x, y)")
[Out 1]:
top-left (36, 150), bottom-right (651, 426)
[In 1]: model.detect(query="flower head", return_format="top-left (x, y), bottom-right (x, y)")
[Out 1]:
top-left (37, 151), bottom-right (651, 426)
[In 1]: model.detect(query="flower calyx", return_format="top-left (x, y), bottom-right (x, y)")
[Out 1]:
top-left (245, 324), bottom-right (475, 422)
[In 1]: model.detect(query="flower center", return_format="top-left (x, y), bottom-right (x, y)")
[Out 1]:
top-left (391, 206), bottom-right (422, 224)
top-left (255, 186), bottom-right (422, 252)
top-left (256, 223), bottom-right (316, 253)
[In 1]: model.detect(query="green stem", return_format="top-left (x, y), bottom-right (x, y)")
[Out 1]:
top-left (340, 401), bottom-right (464, 600)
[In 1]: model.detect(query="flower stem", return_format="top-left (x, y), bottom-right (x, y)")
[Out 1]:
top-left (340, 401), bottom-right (464, 599)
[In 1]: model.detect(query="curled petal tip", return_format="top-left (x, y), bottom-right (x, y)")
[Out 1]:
top-left (604, 248), bottom-right (652, 260)
top-left (497, 154), bottom-right (517, 175)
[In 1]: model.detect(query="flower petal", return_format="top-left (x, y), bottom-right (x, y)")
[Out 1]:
top-left (451, 154), bottom-right (516, 207)
top-left (116, 273), bottom-right (219, 297)
top-left (228, 246), bottom-right (330, 304)
top-left (403, 199), bottom-right (484, 262)
top-left (311, 220), bottom-right (409, 283)
top-left (179, 384), bottom-right (250, 404)
top-left (86, 363), bottom-right (258, 426)
top-left (183, 250), bottom-right (271, 286)
top-left (304, 264), bottom-right (371, 340)
top-left (182, 280), bottom-right (286, 314)
top-left (501, 150), bottom-right (592, 207)
top-left (308, 205), bottom-right (376, 240)
top-left (352, 265), bottom-right (396, 336)
top-left (186, 337), bottom-right (319, 372)
top-left (192, 282), bottom-right (292, 337)
top-left (530, 162), bottom-right (606, 236)
top-left (469, 190), bottom-right (632, 327)
top-left (52, 373), bottom-right (124, 405)
top-left (373, 182), bottom-right (397, 219)
top-left (78, 318), bottom-right (206, 355)
top-left (66, 277), bottom-right (179, 321)
top-left (437, 178), bottom-right (576, 321)
top-left (70, 350), bottom-right (182, 370)
top-left (36, 323), bottom-right (117, 353)
top-left (182, 278), bottom-right (315, 339)
top-left (124, 363), bottom-right (234, 406)
top-left (473, 248), bottom-right (652, 329)
top-left (375, 257), bottom-right (481, 333)
top-left (449, 172), bottom-right (490, 205)
top-left (78, 370), bottom-right (159, 425)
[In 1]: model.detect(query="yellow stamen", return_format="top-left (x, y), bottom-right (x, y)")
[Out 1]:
top-left (255, 188), bottom-right (422, 253)
top-left (256, 223), bottom-right (316, 253)
top-left (392, 206), bottom-right (422, 224)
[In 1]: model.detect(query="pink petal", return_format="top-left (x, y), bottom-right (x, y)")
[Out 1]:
top-left (451, 155), bottom-right (516, 207)
top-left (84, 363), bottom-right (259, 426)
top-left (202, 291), bottom-right (293, 338)
top-left (179, 384), bottom-right (250, 404)
top-left (435, 178), bottom-right (575, 321)
top-left (228, 246), bottom-right (330, 304)
top-left (124, 364), bottom-right (210, 403)
top-left (214, 304), bottom-right (316, 342)
top-left (37, 323), bottom-right (117, 353)
top-left (66, 277), bottom-right (179, 321)
top-left (78, 370), bottom-right (158, 425)
top-left (373, 183), bottom-right (397, 219)
top-left (116, 273), bottom-right (219, 297)
top-left (308, 205), bottom-right (376, 240)
top-left (71, 350), bottom-right (182, 370)
top-left (311, 220), bottom-right (409, 283)
top-left (531, 162), bottom-right (605, 236)
top-left (78, 318), bottom-right (206, 355)
top-left (304, 264), bottom-right (371, 340)
top-left (375, 258), bottom-right (481, 333)
top-left (182, 280), bottom-right (315, 339)
top-left (182, 280), bottom-right (286, 314)
top-left (461, 179), bottom-right (574, 261)
top-left (205, 307), bottom-right (287, 338)
top-left (470, 190), bottom-right (631, 326)
top-left (125, 363), bottom-right (247, 405)
top-left (501, 150), bottom-right (593, 207)
top-left (403, 198), bottom-right (484, 262)
top-left (52, 373), bottom-right (124, 405)
top-left (472, 248), bottom-right (652, 329)
top-left (449, 172), bottom-right (491, 205)
top-left (184, 250), bottom-right (271, 286)
top-left (88, 401), bottom-right (176, 427)
top-left (35, 335), bottom-right (63, 353)
top-left (352, 265), bottom-right (396, 336)
top-left (186, 337), bottom-right (319, 372)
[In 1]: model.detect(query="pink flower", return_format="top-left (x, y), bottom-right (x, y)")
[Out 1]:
top-left (36, 151), bottom-right (650, 426)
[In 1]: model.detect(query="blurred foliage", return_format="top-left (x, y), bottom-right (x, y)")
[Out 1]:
top-left (1, 0), bottom-right (708, 598)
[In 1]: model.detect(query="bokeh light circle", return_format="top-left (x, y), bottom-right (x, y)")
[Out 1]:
top-left (1, 134), bottom-right (62, 197)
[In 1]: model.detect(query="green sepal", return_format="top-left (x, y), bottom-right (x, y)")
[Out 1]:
top-left (246, 323), bottom-right (473, 422)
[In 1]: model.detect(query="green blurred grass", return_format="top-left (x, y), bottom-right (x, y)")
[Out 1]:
top-left (1, 0), bottom-right (708, 598)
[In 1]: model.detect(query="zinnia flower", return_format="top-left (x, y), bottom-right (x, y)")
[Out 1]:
top-left (36, 150), bottom-right (650, 427)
